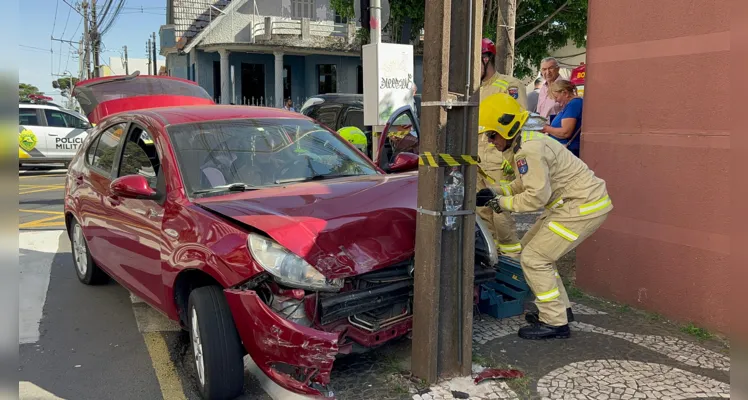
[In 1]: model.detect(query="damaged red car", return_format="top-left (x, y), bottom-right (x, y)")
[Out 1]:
top-left (65, 73), bottom-right (499, 399)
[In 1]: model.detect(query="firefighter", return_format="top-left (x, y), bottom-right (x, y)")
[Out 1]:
top-left (477, 38), bottom-right (526, 258)
top-left (337, 126), bottom-right (369, 155)
top-left (475, 92), bottom-right (613, 340)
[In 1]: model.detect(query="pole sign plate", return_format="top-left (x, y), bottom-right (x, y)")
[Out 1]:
top-left (362, 42), bottom-right (415, 126)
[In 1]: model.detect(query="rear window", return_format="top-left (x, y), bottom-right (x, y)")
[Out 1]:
top-left (19, 108), bottom-right (39, 126)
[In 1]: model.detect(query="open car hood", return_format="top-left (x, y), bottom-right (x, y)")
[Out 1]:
top-left (195, 173), bottom-right (419, 279)
top-left (72, 72), bottom-right (215, 124)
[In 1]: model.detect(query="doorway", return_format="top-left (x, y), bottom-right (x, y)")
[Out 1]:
top-left (241, 63), bottom-right (266, 105)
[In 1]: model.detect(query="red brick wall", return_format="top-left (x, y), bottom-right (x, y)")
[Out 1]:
top-left (576, 0), bottom-right (730, 334)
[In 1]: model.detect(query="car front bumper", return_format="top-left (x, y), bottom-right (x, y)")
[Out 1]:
top-left (224, 289), bottom-right (340, 398)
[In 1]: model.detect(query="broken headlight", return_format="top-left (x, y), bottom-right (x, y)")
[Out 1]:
top-left (248, 233), bottom-right (343, 292)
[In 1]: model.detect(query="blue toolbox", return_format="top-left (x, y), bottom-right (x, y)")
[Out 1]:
top-left (477, 256), bottom-right (532, 319)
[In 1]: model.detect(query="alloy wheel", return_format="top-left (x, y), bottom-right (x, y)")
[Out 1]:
top-left (72, 224), bottom-right (87, 276)
top-left (191, 307), bottom-right (205, 386)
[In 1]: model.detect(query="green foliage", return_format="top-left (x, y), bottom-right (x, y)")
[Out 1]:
top-left (330, 0), bottom-right (588, 79)
top-left (19, 83), bottom-right (42, 100)
top-left (330, 0), bottom-right (355, 19)
top-left (52, 77), bottom-right (80, 91)
top-left (680, 323), bottom-right (713, 341)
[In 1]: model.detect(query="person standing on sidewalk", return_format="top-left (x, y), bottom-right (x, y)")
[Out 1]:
top-left (537, 58), bottom-right (563, 122)
top-left (475, 92), bottom-right (613, 340)
top-left (527, 78), bottom-right (542, 113)
top-left (477, 38), bottom-right (526, 258)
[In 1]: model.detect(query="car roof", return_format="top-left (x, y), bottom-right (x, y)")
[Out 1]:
top-left (126, 105), bottom-right (312, 126)
top-left (19, 103), bottom-right (63, 110)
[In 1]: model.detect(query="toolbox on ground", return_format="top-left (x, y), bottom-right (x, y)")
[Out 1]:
top-left (477, 256), bottom-right (532, 319)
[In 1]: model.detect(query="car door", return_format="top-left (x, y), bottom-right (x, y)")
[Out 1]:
top-left (106, 123), bottom-right (166, 308)
top-left (376, 106), bottom-right (420, 171)
top-left (41, 108), bottom-right (91, 160)
top-left (76, 122), bottom-right (128, 278)
top-left (18, 107), bottom-right (50, 160)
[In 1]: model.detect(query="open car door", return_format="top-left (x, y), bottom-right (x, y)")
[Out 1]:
top-left (72, 72), bottom-right (215, 125)
top-left (374, 105), bottom-right (420, 171)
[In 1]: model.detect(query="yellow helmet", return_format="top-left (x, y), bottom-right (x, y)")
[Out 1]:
top-left (478, 92), bottom-right (529, 140)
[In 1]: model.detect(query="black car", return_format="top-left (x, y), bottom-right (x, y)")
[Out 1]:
top-left (300, 93), bottom-right (421, 163)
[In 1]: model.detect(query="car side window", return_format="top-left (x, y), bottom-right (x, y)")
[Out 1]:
top-left (71, 115), bottom-right (90, 130)
top-left (19, 108), bottom-right (40, 126)
top-left (342, 108), bottom-right (364, 130)
top-left (118, 126), bottom-right (160, 190)
top-left (44, 109), bottom-right (72, 128)
top-left (90, 123), bottom-right (126, 175)
top-left (315, 104), bottom-right (342, 130)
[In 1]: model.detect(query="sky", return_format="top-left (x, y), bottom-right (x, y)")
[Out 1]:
top-left (19, 0), bottom-right (167, 103)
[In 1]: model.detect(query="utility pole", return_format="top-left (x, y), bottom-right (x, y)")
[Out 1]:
top-left (82, 1), bottom-right (90, 79)
top-left (146, 38), bottom-right (152, 75)
top-left (495, 0), bottom-right (516, 75)
top-left (91, 0), bottom-right (100, 78)
top-left (152, 32), bottom-right (158, 75)
top-left (123, 45), bottom-right (129, 74)
top-left (412, 0), bottom-right (482, 384)
top-left (368, 0), bottom-right (383, 162)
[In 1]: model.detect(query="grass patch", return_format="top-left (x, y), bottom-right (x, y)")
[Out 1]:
top-left (472, 353), bottom-right (492, 367)
top-left (680, 323), bottom-right (713, 341)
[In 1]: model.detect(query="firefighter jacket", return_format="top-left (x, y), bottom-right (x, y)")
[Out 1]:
top-left (493, 131), bottom-right (613, 221)
top-left (478, 72), bottom-right (529, 181)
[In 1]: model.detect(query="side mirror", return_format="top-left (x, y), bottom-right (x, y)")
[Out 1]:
top-left (110, 175), bottom-right (157, 199)
top-left (388, 152), bottom-right (419, 173)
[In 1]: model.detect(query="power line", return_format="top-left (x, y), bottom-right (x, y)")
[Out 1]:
top-left (20, 45), bottom-right (52, 53)
top-left (52, 0), bottom-right (60, 36)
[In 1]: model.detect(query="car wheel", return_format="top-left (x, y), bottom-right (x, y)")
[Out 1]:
top-left (188, 286), bottom-right (245, 400)
top-left (70, 219), bottom-right (108, 285)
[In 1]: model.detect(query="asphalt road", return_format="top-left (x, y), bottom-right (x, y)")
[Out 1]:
top-left (17, 167), bottom-right (274, 400)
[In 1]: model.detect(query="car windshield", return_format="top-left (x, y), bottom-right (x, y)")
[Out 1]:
top-left (167, 118), bottom-right (379, 197)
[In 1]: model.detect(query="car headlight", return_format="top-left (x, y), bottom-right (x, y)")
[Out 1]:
top-left (248, 233), bottom-right (343, 292)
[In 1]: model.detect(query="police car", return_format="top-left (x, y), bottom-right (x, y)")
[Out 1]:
top-left (19, 103), bottom-right (92, 167)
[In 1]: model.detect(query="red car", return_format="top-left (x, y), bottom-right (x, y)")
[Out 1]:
top-left (65, 74), bottom-right (499, 399)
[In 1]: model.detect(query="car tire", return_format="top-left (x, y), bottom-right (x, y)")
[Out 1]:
top-left (187, 286), bottom-right (245, 400)
top-left (70, 219), bottom-right (108, 285)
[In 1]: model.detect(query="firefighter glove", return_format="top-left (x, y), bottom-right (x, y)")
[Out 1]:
top-left (486, 197), bottom-right (503, 214)
top-left (476, 188), bottom-right (496, 207)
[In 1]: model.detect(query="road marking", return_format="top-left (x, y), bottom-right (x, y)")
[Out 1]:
top-left (20, 215), bottom-right (66, 229)
top-left (18, 173), bottom-right (66, 179)
top-left (19, 209), bottom-right (64, 215)
top-left (19, 231), bottom-right (65, 344)
top-left (19, 381), bottom-right (66, 399)
top-left (142, 332), bottom-right (188, 400)
top-left (19, 186), bottom-right (66, 195)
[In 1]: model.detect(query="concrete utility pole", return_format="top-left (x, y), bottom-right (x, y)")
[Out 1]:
top-left (152, 32), bottom-right (157, 75)
top-left (368, 0), bottom-right (383, 163)
top-left (146, 39), bottom-right (152, 75)
top-left (495, 0), bottom-right (516, 75)
top-left (412, 0), bottom-right (483, 383)
top-left (91, 0), bottom-right (100, 78)
top-left (123, 45), bottom-right (129, 74)
top-left (82, 1), bottom-right (90, 79)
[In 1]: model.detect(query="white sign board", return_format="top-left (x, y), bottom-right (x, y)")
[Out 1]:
top-left (362, 42), bottom-right (415, 126)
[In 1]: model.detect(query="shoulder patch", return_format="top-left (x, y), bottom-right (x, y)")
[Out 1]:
top-left (516, 158), bottom-right (528, 175)
top-left (508, 86), bottom-right (519, 99)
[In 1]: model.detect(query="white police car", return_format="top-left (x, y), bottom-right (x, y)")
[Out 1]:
top-left (19, 103), bottom-right (92, 167)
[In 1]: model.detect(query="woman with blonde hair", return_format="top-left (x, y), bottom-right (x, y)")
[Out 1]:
top-left (541, 79), bottom-right (583, 157)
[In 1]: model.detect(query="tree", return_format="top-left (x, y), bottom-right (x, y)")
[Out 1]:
top-left (52, 77), bottom-right (80, 91)
top-left (331, 0), bottom-right (588, 79)
top-left (19, 83), bottom-right (43, 100)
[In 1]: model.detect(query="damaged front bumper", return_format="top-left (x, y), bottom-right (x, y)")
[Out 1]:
top-left (224, 289), bottom-right (339, 398)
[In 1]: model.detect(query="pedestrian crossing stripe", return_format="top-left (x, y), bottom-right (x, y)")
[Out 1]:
top-left (417, 152), bottom-right (496, 184)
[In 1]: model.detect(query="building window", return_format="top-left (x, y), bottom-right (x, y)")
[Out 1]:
top-left (283, 65), bottom-right (292, 101)
top-left (334, 12), bottom-right (348, 24)
top-left (292, 0), bottom-right (314, 19)
top-left (357, 65), bottom-right (363, 94)
top-left (317, 65), bottom-right (337, 94)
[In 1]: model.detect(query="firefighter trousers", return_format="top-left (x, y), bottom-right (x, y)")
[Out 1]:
top-left (520, 211), bottom-right (609, 326)
top-left (477, 174), bottom-right (521, 258)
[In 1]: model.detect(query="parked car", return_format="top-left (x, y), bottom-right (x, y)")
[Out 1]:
top-left (66, 73), bottom-right (498, 399)
top-left (19, 103), bottom-right (92, 167)
top-left (300, 93), bottom-right (422, 168)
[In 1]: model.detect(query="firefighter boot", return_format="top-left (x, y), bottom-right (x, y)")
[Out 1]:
top-left (518, 322), bottom-right (571, 340)
top-left (525, 307), bottom-right (575, 324)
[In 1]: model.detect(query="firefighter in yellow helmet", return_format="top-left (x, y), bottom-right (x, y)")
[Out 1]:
top-left (478, 38), bottom-right (526, 258)
top-left (475, 92), bottom-right (613, 340)
top-left (337, 126), bottom-right (369, 155)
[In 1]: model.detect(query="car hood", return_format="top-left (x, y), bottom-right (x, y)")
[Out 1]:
top-left (195, 173), bottom-right (419, 279)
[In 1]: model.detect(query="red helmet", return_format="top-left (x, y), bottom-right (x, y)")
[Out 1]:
top-left (481, 38), bottom-right (496, 56)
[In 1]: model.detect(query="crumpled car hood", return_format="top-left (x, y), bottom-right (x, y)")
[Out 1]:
top-left (195, 173), bottom-right (418, 279)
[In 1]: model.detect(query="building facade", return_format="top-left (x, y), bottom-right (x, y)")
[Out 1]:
top-left (577, 0), bottom-right (729, 333)
top-left (159, 0), bottom-right (424, 108)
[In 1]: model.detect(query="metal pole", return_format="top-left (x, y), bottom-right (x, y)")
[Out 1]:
top-left (123, 46), bottom-right (129, 74)
top-left (152, 32), bottom-right (158, 75)
top-left (147, 39), bottom-right (151, 75)
top-left (369, 0), bottom-right (381, 44)
top-left (82, 2), bottom-right (90, 79)
top-left (91, 0), bottom-right (99, 78)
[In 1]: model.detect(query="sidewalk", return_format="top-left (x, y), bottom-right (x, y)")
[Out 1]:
top-left (325, 213), bottom-right (731, 400)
